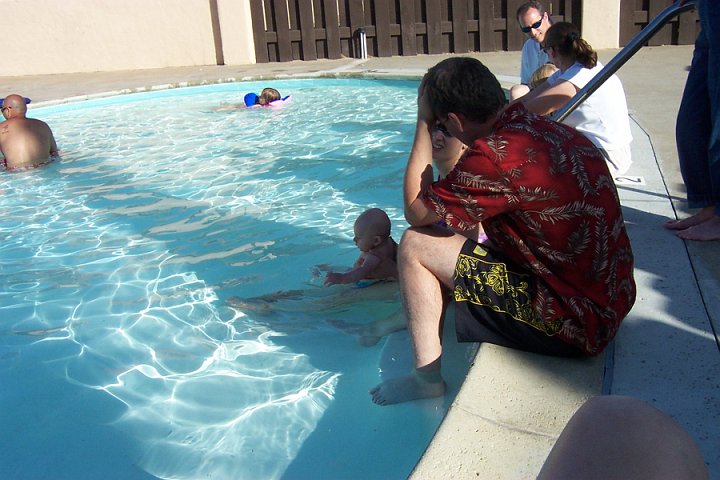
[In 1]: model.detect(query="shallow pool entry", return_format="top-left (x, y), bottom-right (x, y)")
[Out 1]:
top-left (0, 79), bottom-right (475, 479)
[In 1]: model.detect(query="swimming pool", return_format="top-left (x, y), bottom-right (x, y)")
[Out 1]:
top-left (0, 79), bottom-right (475, 479)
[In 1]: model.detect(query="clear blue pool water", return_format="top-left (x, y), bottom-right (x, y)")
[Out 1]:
top-left (0, 79), bottom-right (474, 479)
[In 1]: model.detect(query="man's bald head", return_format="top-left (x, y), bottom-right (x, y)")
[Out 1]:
top-left (2, 94), bottom-right (28, 115)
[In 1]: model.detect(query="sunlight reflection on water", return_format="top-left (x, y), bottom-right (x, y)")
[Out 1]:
top-left (0, 79), bottom-right (474, 480)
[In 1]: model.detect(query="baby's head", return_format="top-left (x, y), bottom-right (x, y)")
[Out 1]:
top-left (353, 208), bottom-right (391, 252)
top-left (529, 63), bottom-right (558, 89)
top-left (259, 88), bottom-right (281, 105)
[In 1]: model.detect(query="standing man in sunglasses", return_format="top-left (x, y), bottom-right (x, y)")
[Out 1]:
top-left (0, 94), bottom-right (58, 171)
top-left (510, 1), bottom-right (553, 100)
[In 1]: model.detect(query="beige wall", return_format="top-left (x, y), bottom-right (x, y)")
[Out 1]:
top-left (216, 0), bottom-right (256, 66)
top-left (0, 0), bottom-right (256, 76)
top-left (581, 0), bottom-right (621, 49)
top-left (0, 0), bottom-right (623, 76)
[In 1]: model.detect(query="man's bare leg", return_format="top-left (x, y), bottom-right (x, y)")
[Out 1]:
top-left (369, 227), bottom-right (466, 406)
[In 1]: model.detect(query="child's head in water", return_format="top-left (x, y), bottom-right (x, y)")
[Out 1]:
top-left (258, 88), bottom-right (281, 106)
top-left (353, 208), bottom-right (392, 252)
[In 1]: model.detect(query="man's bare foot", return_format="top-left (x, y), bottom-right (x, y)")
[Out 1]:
top-left (665, 206), bottom-right (716, 230)
top-left (369, 369), bottom-right (445, 406)
top-left (676, 214), bottom-right (720, 241)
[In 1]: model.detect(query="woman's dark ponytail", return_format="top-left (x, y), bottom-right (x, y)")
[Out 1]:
top-left (546, 22), bottom-right (597, 69)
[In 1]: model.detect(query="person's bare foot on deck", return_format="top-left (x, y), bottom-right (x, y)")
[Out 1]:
top-left (676, 214), bottom-right (720, 241)
top-left (369, 369), bottom-right (446, 406)
top-left (665, 206), bottom-right (716, 230)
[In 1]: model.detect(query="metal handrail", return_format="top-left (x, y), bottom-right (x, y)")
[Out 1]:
top-left (551, 0), bottom-right (697, 123)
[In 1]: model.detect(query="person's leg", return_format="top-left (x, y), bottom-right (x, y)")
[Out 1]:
top-left (667, 26), bottom-right (712, 230)
top-left (510, 83), bottom-right (530, 101)
top-left (537, 395), bottom-right (709, 480)
top-left (675, 0), bottom-right (720, 240)
top-left (369, 227), bottom-right (466, 406)
top-left (667, 0), bottom-right (720, 238)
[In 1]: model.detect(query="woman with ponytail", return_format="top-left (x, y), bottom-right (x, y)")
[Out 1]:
top-left (519, 22), bottom-right (633, 176)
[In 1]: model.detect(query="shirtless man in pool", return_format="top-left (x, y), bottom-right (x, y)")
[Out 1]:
top-left (0, 94), bottom-right (58, 170)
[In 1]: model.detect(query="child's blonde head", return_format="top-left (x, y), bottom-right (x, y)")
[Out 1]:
top-left (529, 63), bottom-right (558, 89)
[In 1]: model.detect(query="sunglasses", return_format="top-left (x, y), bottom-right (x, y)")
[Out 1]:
top-left (520, 17), bottom-right (543, 33)
top-left (432, 123), bottom-right (453, 138)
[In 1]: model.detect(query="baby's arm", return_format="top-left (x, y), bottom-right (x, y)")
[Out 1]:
top-left (324, 254), bottom-right (381, 286)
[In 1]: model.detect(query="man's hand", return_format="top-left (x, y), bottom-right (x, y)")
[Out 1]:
top-left (417, 74), bottom-right (436, 127)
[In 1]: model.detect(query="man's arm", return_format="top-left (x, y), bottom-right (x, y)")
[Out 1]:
top-left (403, 85), bottom-right (442, 227)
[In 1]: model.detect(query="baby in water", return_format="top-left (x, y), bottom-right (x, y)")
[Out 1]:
top-left (324, 208), bottom-right (398, 286)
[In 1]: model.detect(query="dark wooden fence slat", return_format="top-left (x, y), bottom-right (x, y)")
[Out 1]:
top-left (323, 0), bottom-right (342, 58)
top-left (348, 0), bottom-right (365, 57)
top-left (648, 0), bottom-right (673, 46)
top-left (452, 0), bottom-right (469, 52)
top-left (677, 7), bottom-right (698, 45)
top-left (249, 0), bottom-right (270, 63)
top-left (273, 0), bottom-right (293, 61)
top-left (477, 0), bottom-right (496, 51)
top-left (426, 1), bottom-right (443, 54)
top-left (506, 0), bottom-right (525, 51)
top-left (312, 0), bottom-right (325, 57)
top-left (298, 0), bottom-right (318, 59)
top-left (375, 0), bottom-right (393, 56)
top-left (399, 0), bottom-right (417, 55)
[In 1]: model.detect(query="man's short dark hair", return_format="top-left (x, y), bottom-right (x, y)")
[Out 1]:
top-left (516, 1), bottom-right (545, 22)
top-left (423, 57), bottom-right (507, 123)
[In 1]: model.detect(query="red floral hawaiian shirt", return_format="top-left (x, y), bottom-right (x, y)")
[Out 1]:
top-left (422, 103), bottom-right (636, 355)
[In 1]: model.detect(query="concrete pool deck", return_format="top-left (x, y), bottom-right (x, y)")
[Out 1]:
top-left (2, 46), bottom-right (718, 479)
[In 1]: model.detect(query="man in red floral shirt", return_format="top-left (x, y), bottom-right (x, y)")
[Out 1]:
top-left (370, 57), bottom-right (636, 406)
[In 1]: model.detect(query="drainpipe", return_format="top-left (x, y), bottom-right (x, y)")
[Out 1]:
top-left (356, 28), bottom-right (368, 59)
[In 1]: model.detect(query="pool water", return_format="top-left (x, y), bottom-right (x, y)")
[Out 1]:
top-left (0, 79), bottom-right (475, 479)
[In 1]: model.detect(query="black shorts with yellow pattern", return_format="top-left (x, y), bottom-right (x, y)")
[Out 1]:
top-left (453, 239), bottom-right (582, 357)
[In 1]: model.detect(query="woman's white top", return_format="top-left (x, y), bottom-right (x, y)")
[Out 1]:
top-left (547, 61), bottom-right (633, 172)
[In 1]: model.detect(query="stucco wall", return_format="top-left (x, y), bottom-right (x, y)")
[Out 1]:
top-left (0, 0), bottom-right (619, 77)
top-left (582, 0), bottom-right (621, 49)
top-left (0, 0), bottom-right (255, 76)
top-left (215, 0), bottom-right (255, 66)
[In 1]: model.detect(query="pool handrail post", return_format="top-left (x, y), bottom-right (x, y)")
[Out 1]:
top-left (551, 0), bottom-right (697, 123)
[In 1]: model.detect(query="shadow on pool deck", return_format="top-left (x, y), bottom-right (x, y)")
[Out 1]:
top-left (2, 46), bottom-right (718, 479)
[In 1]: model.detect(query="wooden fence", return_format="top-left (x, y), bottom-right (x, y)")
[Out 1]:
top-left (250, 0), bottom-right (581, 62)
top-left (619, 0), bottom-right (699, 46)
top-left (250, 0), bottom-right (698, 63)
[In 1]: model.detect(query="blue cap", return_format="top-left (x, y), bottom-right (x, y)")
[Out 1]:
top-left (243, 93), bottom-right (259, 107)
top-left (0, 97), bottom-right (31, 108)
